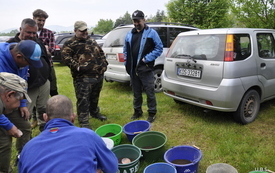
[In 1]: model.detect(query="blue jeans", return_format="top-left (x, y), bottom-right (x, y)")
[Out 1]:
top-left (130, 70), bottom-right (157, 115)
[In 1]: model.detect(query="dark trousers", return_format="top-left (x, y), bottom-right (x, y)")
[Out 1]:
top-left (50, 66), bottom-right (58, 96)
top-left (131, 70), bottom-right (157, 115)
top-left (0, 110), bottom-right (31, 172)
top-left (73, 77), bottom-right (103, 127)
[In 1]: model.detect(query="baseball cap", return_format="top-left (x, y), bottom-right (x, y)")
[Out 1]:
top-left (132, 10), bottom-right (145, 20)
top-left (17, 40), bottom-right (43, 68)
top-left (74, 21), bottom-right (88, 31)
top-left (0, 72), bottom-right (31, 103)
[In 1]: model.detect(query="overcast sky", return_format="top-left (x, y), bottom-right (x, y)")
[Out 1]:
top-left (0, 0), bottom-right (169, 32)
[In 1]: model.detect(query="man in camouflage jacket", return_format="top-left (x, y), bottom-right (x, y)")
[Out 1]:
top-left (61, 21), bottom-right (108, 128)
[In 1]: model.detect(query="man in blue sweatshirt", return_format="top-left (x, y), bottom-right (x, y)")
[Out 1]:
top-left (19, 95), bottom-right (118, 173)
top-left (0, 72), bottom-right (31, 138)
top-left (0, 40), bottom-right (42, 172)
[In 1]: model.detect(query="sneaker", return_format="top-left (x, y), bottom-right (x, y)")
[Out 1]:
top-left (147, 115), bottom-right (156, 123)
top-left (92, 113), bottom-right (107, 121)
top-left (31, 120), bottom-right (38, 129)
top-left (130, 112), bottom-right (142, 120)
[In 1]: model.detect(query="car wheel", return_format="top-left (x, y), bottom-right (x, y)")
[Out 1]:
top-left (154, 68), bottom-right (163, 93)
top-left (233, 89), bottom-right (260, 124)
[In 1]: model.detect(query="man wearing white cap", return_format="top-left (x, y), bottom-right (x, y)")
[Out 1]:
top-left (0, 39), bottom-right (42, 172)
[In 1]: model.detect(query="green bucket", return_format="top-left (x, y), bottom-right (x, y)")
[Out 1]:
top-left (132, 131), bottom-right (167, 162)
top-left (111, 144), bottom-right (142, 173)
top-left (95, 124), bottom-right (122, 146)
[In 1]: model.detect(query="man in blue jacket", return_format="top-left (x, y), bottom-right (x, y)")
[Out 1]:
top-left (19, 95), bottom-right (118, 173)
top-left (0, 40), bottom-right (42, 172)
top-left (124, 10), bottom-right (163, 123)
top-left (0, 72), bottom-right (31, 138)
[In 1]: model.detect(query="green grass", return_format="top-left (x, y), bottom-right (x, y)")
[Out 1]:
top-left (12, 63), bottom-right (275, 173)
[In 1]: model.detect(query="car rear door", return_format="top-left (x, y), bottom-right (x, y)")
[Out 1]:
top-left (103, 27), bottom-right (132, 74)
top-left (164, 32), bottom-right (225, 87)
top-left (255, 31), bottom-right (275, 98)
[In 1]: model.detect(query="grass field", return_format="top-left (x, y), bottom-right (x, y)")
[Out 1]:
top-left (12, 63), bottom-right (275, 173)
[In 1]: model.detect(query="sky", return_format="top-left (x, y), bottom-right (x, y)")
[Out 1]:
top-left (0, 0), bottom-right (170, 32)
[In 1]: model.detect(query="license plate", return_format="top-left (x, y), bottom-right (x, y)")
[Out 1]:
top-left (177, 68), bottom-right (201, 78)
top-left (106, 54), bottom-right (117, 60)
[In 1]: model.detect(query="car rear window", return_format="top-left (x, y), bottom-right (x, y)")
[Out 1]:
top-left (168, 34), bottom-right (251, 61)
top-left (168, 34), bottom-right (226, 61)
top-left (103, 27), bottom-right (132, 47)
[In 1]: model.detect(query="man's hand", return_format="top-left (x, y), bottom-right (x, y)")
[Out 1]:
top-left (20, 107), bottom-right (30, 120)
top-left (8, 125), bottom-right (23, 138)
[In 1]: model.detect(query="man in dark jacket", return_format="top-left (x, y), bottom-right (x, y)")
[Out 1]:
top-left (8, 18), bottom-right (51, 133)
top-left (61, 21), bottom-right (108, 129)
top-left (123, 10), bottom-right (163, 123)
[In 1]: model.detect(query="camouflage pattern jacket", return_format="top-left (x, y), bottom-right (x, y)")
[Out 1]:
top-left (61, 36), bottom-right (108, 79)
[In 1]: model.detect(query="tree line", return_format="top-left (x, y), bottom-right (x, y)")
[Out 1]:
top-left (1, 0), bottom-right (274, 36)
top-left (93, 0), bottom-right (275, 35)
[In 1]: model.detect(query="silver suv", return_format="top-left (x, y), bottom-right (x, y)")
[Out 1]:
top-left (162, 28), bottom-right (275, 124)
top-left (102, 23), bottom-right (198, 92)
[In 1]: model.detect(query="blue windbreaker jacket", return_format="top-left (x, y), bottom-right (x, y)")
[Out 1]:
top-left (19, 118), bottom-right (118, 173)
top-left (0, 42), bottom-right (29, 130)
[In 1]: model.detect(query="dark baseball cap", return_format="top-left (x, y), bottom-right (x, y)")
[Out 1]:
top-left (132, 10), bottom-right (145, 20)
top-left (17, 40), bottom-right (43, 68)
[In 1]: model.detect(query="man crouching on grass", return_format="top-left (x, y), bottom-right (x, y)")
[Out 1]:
top-left (18, 95), bottom-right (118, 173)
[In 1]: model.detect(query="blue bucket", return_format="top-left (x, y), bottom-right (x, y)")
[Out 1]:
top-left (123, 120), bottom-right (151, 142)
top-left (143, 162), bottom-right (177, 173)
top-left (164, 145), bottom-right (202, 173)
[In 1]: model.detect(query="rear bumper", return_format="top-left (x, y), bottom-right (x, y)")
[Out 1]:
top-left (104, 70), bottom-right (130, 83)
top-left (162, 72), bottom-right (245, 112)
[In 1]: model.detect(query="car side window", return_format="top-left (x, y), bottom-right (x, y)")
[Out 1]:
top-left (233, 34), bottom-right (251, 61)
top-left (152, 27), bottom-right (167, 47)
top-left (257, 33), bottom-right (275, 59)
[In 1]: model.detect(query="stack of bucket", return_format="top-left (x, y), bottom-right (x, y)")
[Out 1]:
top-left (96, 121), bottom-right (204, 173)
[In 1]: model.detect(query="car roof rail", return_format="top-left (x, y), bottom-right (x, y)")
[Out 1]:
top-left (146, 22), bottom-right (195, 27)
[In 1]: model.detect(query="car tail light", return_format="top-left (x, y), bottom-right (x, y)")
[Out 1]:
top-left (118, 53), bottom-right (125, 62)
top-left (166, 90), bottom-right (175, 95)
top-left (205, 100), bottom-right (213, 106)
top-left (55, 45), bottom-right (60, 51)
top-left (224, 34), bottom-right (234, 61)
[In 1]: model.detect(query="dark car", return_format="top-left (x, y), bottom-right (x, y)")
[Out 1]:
top-left (53, 33), bottom-right (103, 62)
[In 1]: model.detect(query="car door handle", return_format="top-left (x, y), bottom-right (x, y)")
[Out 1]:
top-left (260, 63), bottom-right (266, 68)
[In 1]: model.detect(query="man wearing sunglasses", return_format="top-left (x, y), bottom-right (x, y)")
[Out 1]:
top-left (0, 39), bottom-right (42, 173)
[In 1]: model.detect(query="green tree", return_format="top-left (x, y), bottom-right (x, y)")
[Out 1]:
top-left (231, 0), bottom-right (275, 28)
top-left (114, 12), bottom-right (132, 28)
top-left (147, 10), bottom-right (167, 22)
top-left (166, 0), bottom-right (232, 29)
top-left (93, 19), bottom-right (114, 35)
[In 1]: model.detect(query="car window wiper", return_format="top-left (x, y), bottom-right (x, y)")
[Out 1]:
top-left (176, 54), bottom-right (192, 58)
top-left (110, 44), bottom-right (124, 47)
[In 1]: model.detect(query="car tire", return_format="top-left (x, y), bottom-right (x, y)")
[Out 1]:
top-left (154, 68), bottom-right (163, 93)
top-left (233, 89), bottom-right (260, 124)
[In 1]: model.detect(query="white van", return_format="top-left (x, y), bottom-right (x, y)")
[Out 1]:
top-left (102, 23), bottom-right (198, 92)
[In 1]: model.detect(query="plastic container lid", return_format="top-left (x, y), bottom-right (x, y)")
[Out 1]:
top-left (206, 163), bottom-right (238, 173)
top-left (101, 137), bottom-right (114, 150)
